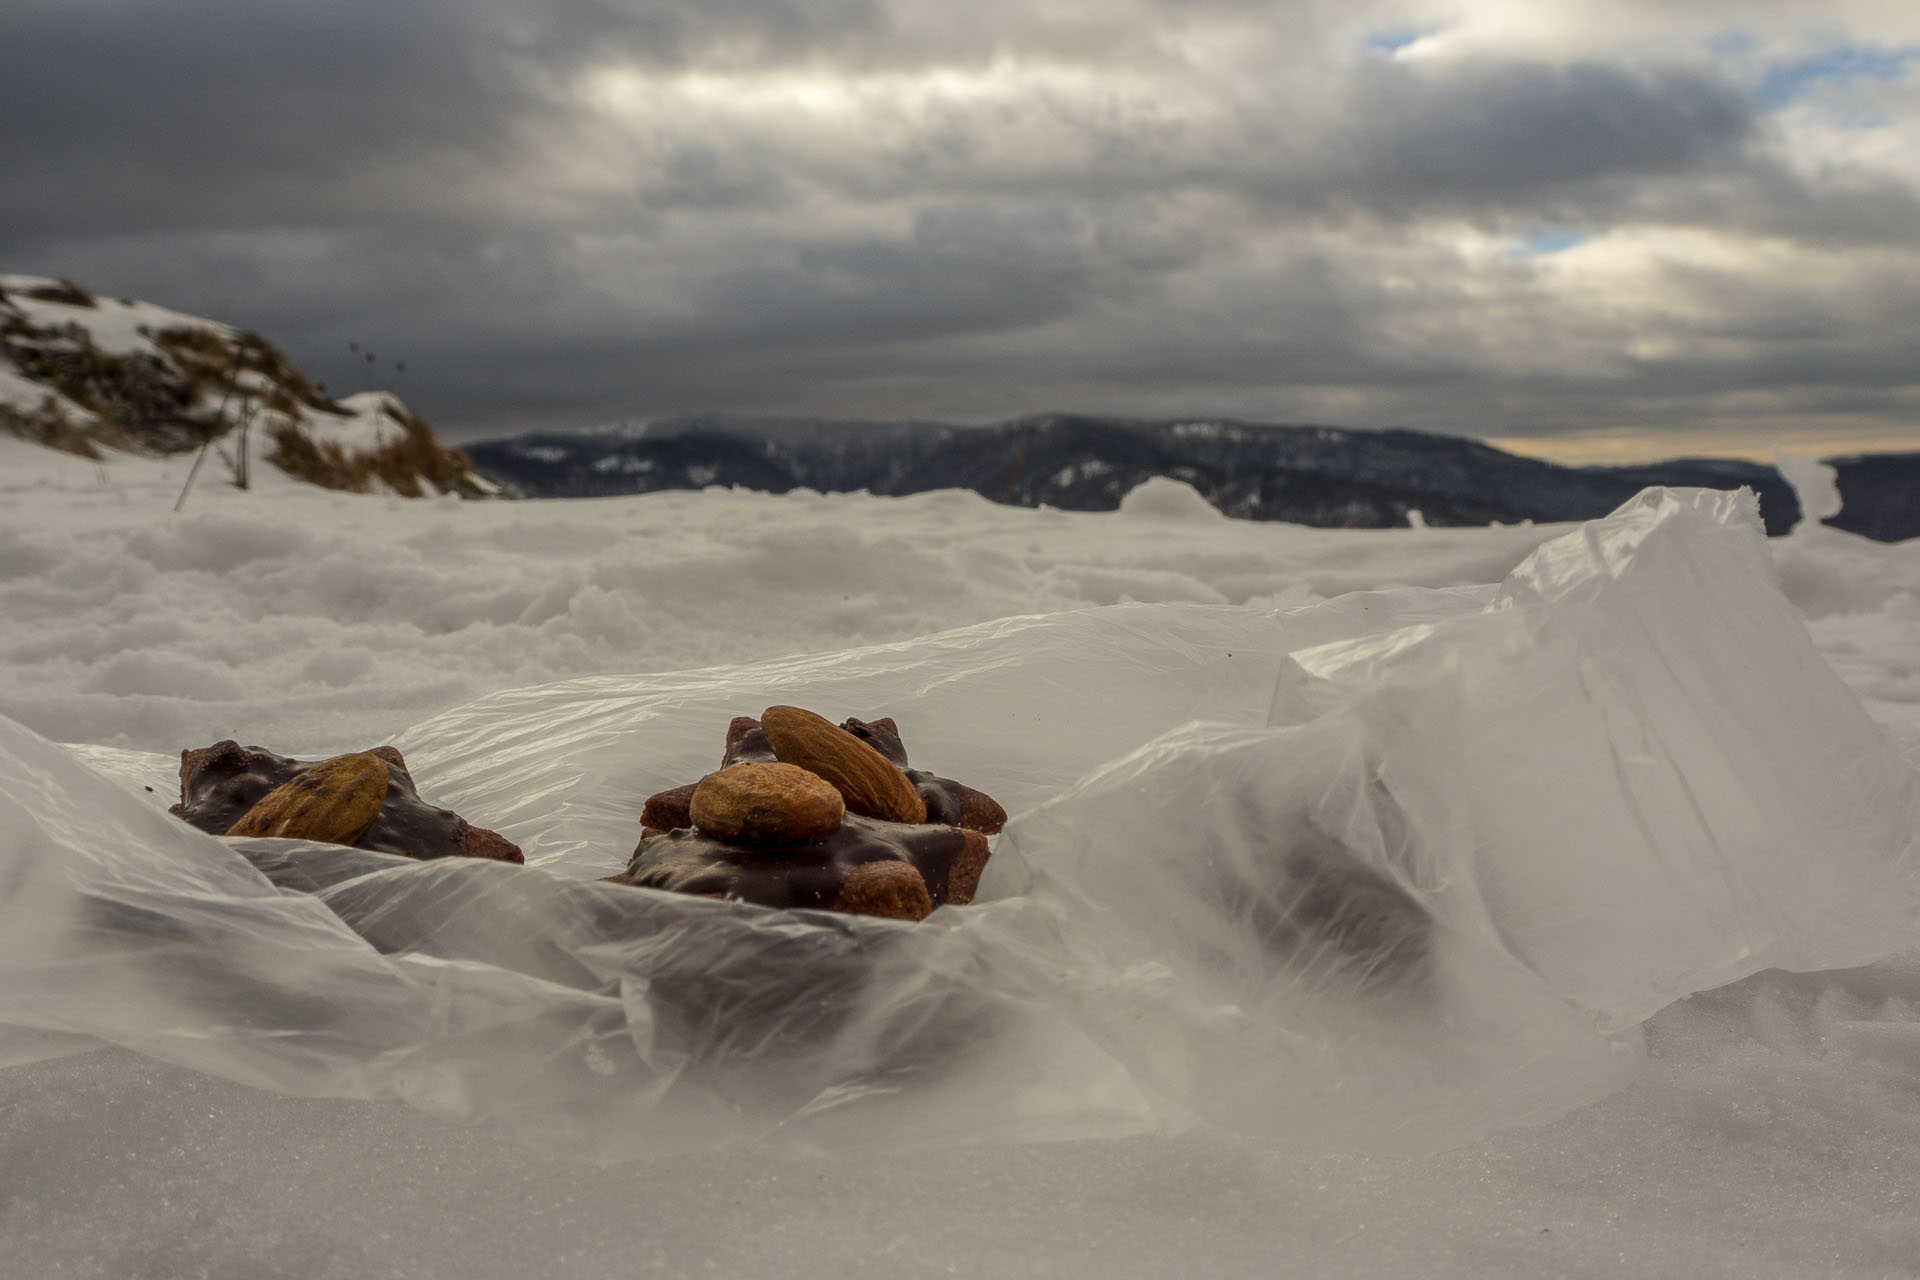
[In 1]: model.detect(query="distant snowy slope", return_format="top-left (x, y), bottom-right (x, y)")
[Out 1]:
top-left (0, 272), bottom-right (498, 498)
top-left (466, 412), bottom-right (1820, 537)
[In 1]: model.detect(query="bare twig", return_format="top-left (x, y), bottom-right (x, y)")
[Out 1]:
top-left (176, 337), bottom-right (247, 511)
top-left (233, 386), bottom-right (254, 490)
top-left (174, 437), bottom-right (213, 512)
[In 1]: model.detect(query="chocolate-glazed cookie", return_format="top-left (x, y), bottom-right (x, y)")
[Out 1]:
top-left (617, 814), bottom-right (990, 919)
top-left (171, 739), bottom-right (523, 863)
top-left (626, 708), bottom-right (1004, 920)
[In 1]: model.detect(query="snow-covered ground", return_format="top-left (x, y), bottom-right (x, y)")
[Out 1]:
top-left (3, 439), bottom-right (1919, 1278)
top-left (0, 444), bottom-right (1565, 757)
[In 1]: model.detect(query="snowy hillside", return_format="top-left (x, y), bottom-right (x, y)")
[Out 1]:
top-left (465, 412), bottom-right (1846, 537)
top-left (0, 272), bottom-right (498, 499)
top-left (469, 414), bottom-right (1920, 543)
top-left (2, 441), bottom-right (1919, 1277)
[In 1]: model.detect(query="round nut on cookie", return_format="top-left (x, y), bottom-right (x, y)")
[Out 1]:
top-left (690, 762), bottom-right (845, 844)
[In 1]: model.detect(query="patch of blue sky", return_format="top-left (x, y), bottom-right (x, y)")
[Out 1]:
top-left (1751, 41), bottom-right (1919, 110)
top-left (1363, 28), bottom-right (1432, 56)
top-left (1512, 230), bottom-right (1588, 257)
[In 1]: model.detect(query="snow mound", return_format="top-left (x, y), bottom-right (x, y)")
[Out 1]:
top-left (0, 488), bottom-right (1913, 1159)
top-left (1774, 446), bottom-right (1844, 524)
top-left (1117, 474), bottom-right (1223, 520)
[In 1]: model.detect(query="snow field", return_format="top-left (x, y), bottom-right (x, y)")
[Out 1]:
top-left (0, 438), bottom-right (1561, 756)
top-left (2, 437), bottom-right (1919, 1278)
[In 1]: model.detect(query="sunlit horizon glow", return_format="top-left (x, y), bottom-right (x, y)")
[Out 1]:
top-left (1487, 429), bottom-right (1920, 465)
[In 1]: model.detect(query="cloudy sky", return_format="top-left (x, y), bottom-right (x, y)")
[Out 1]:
top-left (5, 1), bottom-right (1918, 459)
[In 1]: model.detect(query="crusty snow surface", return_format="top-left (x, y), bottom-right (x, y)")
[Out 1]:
top-left (3, 440), bottom-right (1919, 1278)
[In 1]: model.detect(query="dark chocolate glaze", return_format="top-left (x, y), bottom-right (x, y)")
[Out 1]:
top-left (903, 769), bottom-right (1001, 833)
top-left (839, 716), bottom-right (908, 768)
top-left (171, 740), bottom-right (523, 863)
top-left (720, 724), bottom-right (775, 766)
top-left (624, 814), bottom-right (987, 912)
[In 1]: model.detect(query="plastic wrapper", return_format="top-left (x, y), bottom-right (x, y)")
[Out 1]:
top-left (1, 488), bottom-right (1915, 1158)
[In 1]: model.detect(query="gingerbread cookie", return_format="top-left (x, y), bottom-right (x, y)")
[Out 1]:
top-left (620, 707), bottom-right (1004, 920)
top-left (171, 739), bottom-right (523, 863)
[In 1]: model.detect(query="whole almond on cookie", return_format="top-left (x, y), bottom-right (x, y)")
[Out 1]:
top-left (759, 705), bottom-right (927, 824)
top-left (690, 762), bottom-right (845, 844)
top-left (224, 751), bottom-right (390, 844)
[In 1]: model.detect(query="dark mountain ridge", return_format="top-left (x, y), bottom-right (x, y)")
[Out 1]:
top-left (464, 413), bottom-right (1920, 540)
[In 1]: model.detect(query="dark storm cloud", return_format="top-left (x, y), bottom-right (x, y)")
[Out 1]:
top-left (1294, 59), bottom-right (1758, 217)
top-left (1621, 162), bottom-right (1920, 249)
top-left (4, 0), bottom-right (1919, 451)
top-left (0, 0), bottom-right (1165, 237)
top-left (582, 54), bottom-right (1774, 228)
top-left (4, 0), bottom-right (1763, 236)
top-left (1, 0), bottom-right (612, 236)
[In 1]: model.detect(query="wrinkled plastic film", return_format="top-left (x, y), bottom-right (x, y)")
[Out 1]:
top-left (0, 488), bottom-right (1914, 1158)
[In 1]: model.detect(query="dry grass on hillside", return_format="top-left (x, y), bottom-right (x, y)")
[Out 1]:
top-left (266, 402), bottom-right (490, 498)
